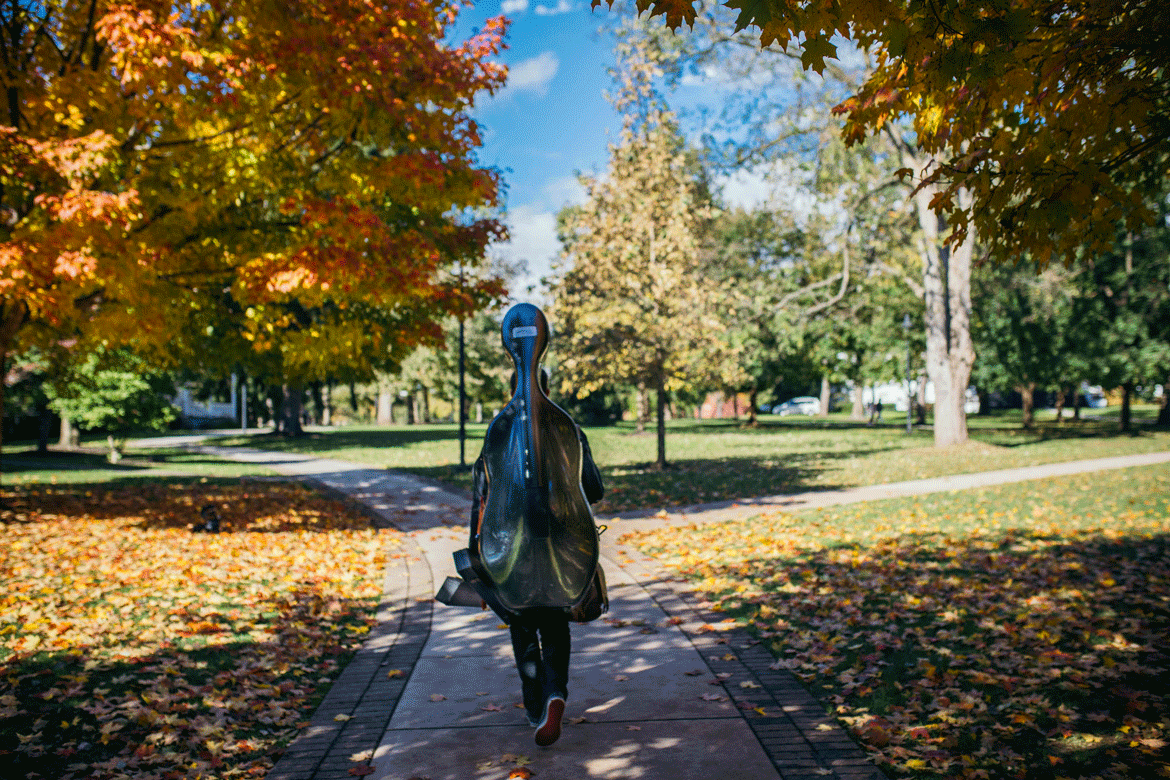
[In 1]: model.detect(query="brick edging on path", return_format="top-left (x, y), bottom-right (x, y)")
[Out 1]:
top-left (266, 518), bottom-right (432, 780)
top-left (610, 545), bottom-right (889, 780)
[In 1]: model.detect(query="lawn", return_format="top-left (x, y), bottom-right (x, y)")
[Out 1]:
top-left (2, 442), bottom-right (278, 486)
top-left (201, 410), bottom-right (1170, 514)
top-left (625, 462), bottom-right (1170, 779)
top-left (0, 478), bottom-right (401, 780)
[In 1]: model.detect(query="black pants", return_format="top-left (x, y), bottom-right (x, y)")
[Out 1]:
top-left (509, 607), bottom-right (570, 721)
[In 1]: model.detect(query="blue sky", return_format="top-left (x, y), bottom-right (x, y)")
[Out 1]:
top-left (450, 0), bottom-right (626, 298)
top-left (450, 1), bottom-right (791, 299)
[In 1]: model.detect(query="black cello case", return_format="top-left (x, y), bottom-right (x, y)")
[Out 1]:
top-left (463, 303), bottom-right (601, 615)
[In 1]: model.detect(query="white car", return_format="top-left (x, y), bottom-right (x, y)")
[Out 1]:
top-left (773, 396), bottom-right (821, 416)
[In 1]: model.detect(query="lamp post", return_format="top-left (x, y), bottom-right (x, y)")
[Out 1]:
top-left (903, 313), bottom-right (913, 434)
top-left (458, 263), bottom-right (467, 469)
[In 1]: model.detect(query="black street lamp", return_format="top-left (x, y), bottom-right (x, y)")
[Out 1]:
top-left (903, 313), bottom-right (913, 434)
top-left (458, 263), bottom-right (467, 469)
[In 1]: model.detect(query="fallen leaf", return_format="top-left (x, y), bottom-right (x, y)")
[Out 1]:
top-left (508, 769), bottom-right (533, 779)
top-left (386, 669), bottom-right (405, 678)
top-left (350, 750), bottom-right (374, 762)
top-left (684, 669), bottom-right (704, 676)
top-left (348, 766), bottom-right (375, 777)
top-left (816, 724), bottom-right (834, 731)
top-left (569, 716), bottom-right (591, 724)
top-left (429, 694), bottom-right (446, 702)
top-left (613, 674), bottom-right (630, 681)
top-left (739, 681), bottom-right (761, 689)
top-left (701, 693), bottom-right (727, 701)
top-left (626, 725), bottom-right (641, 731)
top-left (334, 713), bottom-right (353, 722)
top-left (481, 703), bottom-right (503, 711)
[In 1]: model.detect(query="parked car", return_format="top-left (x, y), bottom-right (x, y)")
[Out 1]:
top-left (773, 396), bottom-right (821, 416)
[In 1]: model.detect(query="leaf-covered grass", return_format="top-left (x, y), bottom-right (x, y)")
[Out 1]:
top-left (0, 480), bottom-right (401, 780)
top-left (205, 414), bottom-right (1169, 514)
top-left (625, 462), bottom-right (1170, 780)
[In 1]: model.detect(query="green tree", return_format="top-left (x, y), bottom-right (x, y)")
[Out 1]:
top-left (44, 350), bottom-right (178, 462)
top-left (972, 262), bottom-right (1078, 428)
top-left (551, 23), bottom-right (724, 469)
top-left (604, 0), bottom-right (1170, 266)
top-left (1074, 212), bottom-right (1170, 432)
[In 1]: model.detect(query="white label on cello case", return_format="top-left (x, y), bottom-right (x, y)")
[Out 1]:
top-left (512, 326), bottom-right (538, 338)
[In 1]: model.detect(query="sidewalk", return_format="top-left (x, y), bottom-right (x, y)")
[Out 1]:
top-left (190, 444), bottom-right (1170, 780)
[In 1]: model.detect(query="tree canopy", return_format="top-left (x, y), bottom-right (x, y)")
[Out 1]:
top-left (604, 0), bottom-right (1169, 266)
top-left (1, 0), bottom-right (509, 438)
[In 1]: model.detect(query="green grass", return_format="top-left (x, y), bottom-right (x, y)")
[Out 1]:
top-left (626, 462), bottom-right (1170, 779)
top-left (197, 412), bottom-right (1169, 514)
top-left (2, 443), bottom-right (277, 486)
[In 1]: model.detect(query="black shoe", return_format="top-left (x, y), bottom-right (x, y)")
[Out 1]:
top-left (534, 696), bottom-right (565, 747)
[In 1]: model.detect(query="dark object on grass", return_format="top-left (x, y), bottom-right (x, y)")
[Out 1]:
top-left (194, 504), bottom-right (220, 533)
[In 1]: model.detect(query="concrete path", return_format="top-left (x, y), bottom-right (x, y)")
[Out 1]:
top-left (174, 443), bottom-right (1170, 780)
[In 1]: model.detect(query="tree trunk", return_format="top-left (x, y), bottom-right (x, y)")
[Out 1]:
top-left (406, 392), bottom-right (416, 424)
top-left (851, 384), bottom-right (865, 421)
top-left (0, 301), bottom-right (29, 466)
top-left (321, 382), bottom-right (332, 426)
top-left (654, 369), bottom-right (667, 470)
top-left (267, 389), bottom-right (282, 433)
top-left (310, 382), bottom-right (324, 425)
top-left (349, 380), bottom-right (359, 412)
top-left (1073, 387), bottom-right (1082, 421)
top-left (913, 167), bottom-right (976, 447)
top-left (280, 384), bottom-right (305, 436)
top-left (420, 386), bottom-right (430, 423)
top-left (635, 382), bottom-right (647, 433)
top-left (916, 371), bottom-right (928, 425)
top-left (1054, 385), bottom-right (1067, 423)
top-left (818, 376), bottom-right (830, 418)
top-left (59, 416), bottom-right (73, 447)
top-left (1120, 382), bottom-right (1133, 432)
top-left (376, 389), bottom-right (393, 425)
top-left (37, 400), bottom-right (51, 452)
top-left (476, 401), bottom-right (483, 424)
top-left (747, 385), bottom-right (758, 425)
top-left (1018, 382), bottom-right (1036, 429)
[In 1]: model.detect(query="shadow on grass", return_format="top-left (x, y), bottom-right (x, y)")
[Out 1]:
top-left (214, 426), bottom-right (472, 453)
top-left (1, 478), bottom-right (383, 534)
top-left (0, 587), bottom-right (376, 780)
top-left (668, 529), bottom-right (1170, 780)
top-left (409, 448), bottom-right (886, 515)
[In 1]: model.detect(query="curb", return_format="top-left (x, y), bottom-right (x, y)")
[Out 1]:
top-left (266, 527), bottom-right (432, 780)
top-left (612, 546), bottom-right (889, 780)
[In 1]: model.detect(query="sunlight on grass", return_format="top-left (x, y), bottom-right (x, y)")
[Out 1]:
top-left (189, 417), bottom-right (1170, 513)
top-left (626, 462), bottom-right (1170, 779)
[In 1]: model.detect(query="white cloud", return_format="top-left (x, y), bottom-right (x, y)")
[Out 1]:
top-left (534, 0), bottom-right (573, 15)
top-left (498, 51), bottom-right (559, 100)
top-left (501, 0), bottom-right (528, 13)
top-left (542, 175), bottom-right (588, 209)
top-left (491, 204), bottom-right (561, 300)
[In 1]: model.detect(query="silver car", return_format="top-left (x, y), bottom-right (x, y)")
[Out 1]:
top-left (773, 396), bottom-right (821, 416)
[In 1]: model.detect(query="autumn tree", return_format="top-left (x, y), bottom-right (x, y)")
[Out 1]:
top-left (551, 24), bottom-right (724, 469)
top-left (1, 0), bottom-right (509, 445)
top-left (603, 0), bottom-right (1169, 266)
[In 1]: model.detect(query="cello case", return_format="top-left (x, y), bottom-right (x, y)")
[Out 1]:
top-left (469, 303), bottom-right (600, 613)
